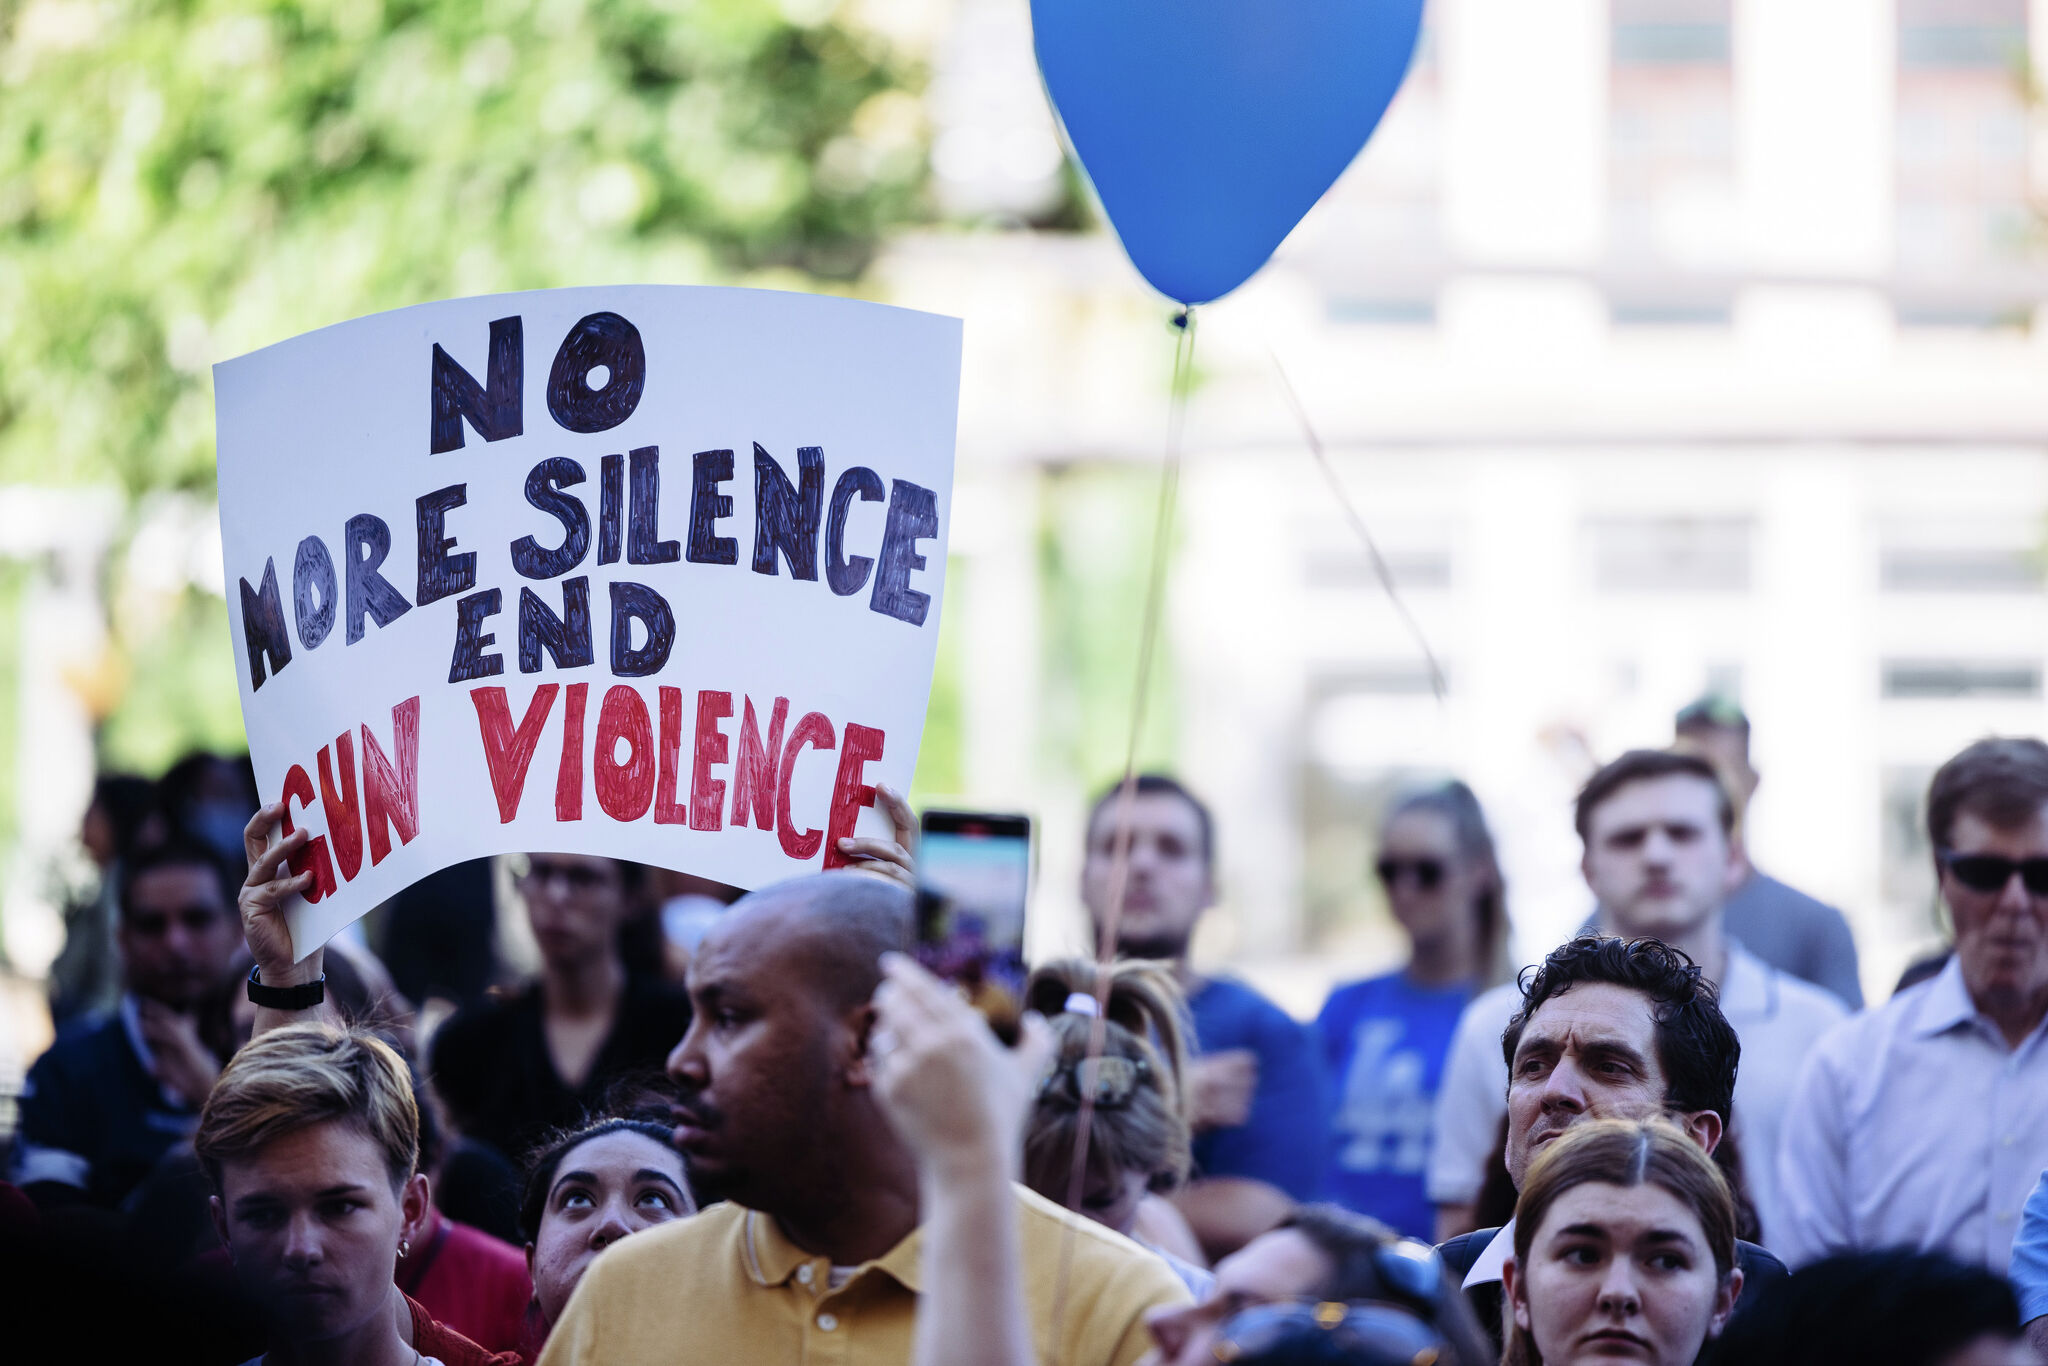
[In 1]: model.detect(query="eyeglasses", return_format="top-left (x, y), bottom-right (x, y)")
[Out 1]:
top-left (1038, 1055), bottom-right (1151, 1109)
top-left (1374, 858), bottom-right (1445, 891)
top-left (518, 858), bottom-right (614, 893)
top-left (1210, 1301), bottom-right (1448, 1366)
top-left (1940, 850), bottom-right (2048, 897)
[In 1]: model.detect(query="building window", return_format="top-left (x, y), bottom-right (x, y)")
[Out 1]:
top-left (1881, 659), bottom-right (2043, 699)
top-left (1589, 516), bottom-right (1751, 592)
top-left (1880, 546), bottom-right (2043, 591)
top-left (1610, 0), bottom-right (1737, 299)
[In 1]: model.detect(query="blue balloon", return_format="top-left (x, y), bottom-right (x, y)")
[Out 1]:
top-left (1032, 0), bottom-right (1425, 307)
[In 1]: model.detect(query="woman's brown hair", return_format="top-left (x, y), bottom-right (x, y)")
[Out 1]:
top-left (1505, 1118), bottom-right (1738, 1366)
top-left (1020, 957), bottom-right (1192, 1204)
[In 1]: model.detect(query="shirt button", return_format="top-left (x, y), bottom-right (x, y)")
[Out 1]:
top-left (796, 1266), bottom-right (814, 1286)
top-left (817, 1314), bottom-right (839, 1332)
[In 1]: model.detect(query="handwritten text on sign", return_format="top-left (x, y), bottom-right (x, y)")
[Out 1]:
top-left (216, 288), bottom-right (961, 959)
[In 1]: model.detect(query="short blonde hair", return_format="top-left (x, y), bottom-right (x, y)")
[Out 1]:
top-left (196, 1024), bottom-right (418, 1190)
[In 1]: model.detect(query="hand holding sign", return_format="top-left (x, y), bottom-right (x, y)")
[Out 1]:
top-left (216, 288), bottom-right (962, 960)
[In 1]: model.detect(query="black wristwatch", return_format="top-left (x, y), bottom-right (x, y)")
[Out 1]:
top-left (247, 963), bottom-right (326, 1010)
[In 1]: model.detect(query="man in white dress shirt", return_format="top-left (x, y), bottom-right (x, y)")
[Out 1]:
top-left (1427, 749), bottom-right (1846, 1248)
top-left (1777, 737), bottom-right (2048, 1271)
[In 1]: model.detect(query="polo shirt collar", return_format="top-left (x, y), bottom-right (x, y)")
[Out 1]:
top-left (741, 1209), bottom-right (925, 1295)
top-left (1910, 955), bottom-right (1983, 1040)
top-left (1462, 1219), bottom-right (1515, 1289)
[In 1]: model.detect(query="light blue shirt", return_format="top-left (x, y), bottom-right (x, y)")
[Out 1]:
top-left (2013, 1172), bottom-right (2048, 1323)
top-left (1777, 956), bottom-right (2048, 1272)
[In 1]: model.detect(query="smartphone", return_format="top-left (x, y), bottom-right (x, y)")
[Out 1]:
top-left (916, 810), bottom-right (1032, 1033)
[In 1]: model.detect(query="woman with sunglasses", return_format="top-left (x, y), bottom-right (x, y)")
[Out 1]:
top-left (1019, 956), bottom-right (1213, 1295)
top-left (427, 855), bottom-right (693, 1187)
top-left (1501, 1118), bottom-right (1741, 1366)
top-left (1315, 780), bottom-right (1509, 1241)
top-left (1143, 1204), bottom-right (1491, 1366)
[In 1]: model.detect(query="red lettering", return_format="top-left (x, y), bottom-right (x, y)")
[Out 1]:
top-left (317, 734), bottom-right (364, 882)
top-left (776, 712), bottom-right (836, 860)
top-left (691, 690), bottom-right (734, 832)
top-left (654, 686), bottom-right (687, 826)
top-left (279, 763), bottom-right (336, 902)
top-left (821, 724), bottom-right (886, 871)
top-left (362, 695), bottom-right (421, 863)
top-left (594, 684), bottom-right (655, 822)
top-left (556, 682), bottom-right (588, 821)
top-left (730, 696), bottom-right (788, 831)
top-left (471, 684), bottom-right (559, 824)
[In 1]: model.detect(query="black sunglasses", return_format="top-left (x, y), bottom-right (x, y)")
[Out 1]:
top-left (1374, 857), bottom-right (1445, 891)
top-left (1940, 850), bottom-right (2048, 897)
top-left (1211, 1301), bottom-right (1448, 1366)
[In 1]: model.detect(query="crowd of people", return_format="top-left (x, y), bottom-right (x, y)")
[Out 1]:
top-left (5, 700), bottom-right (2048, 1365)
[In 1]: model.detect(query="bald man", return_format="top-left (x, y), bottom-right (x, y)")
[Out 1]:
top-left (538, 873), bottom-right (1187, 1366)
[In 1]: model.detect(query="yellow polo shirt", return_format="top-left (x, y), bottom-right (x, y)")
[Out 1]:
top-left (536, 1184), bottom-right (1191, 1366)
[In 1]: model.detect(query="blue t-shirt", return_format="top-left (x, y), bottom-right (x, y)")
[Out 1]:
top-left (1187, 976), bottom-right (1327, 1201)
top-left (1315, 971), bottom-right (1475, 1239)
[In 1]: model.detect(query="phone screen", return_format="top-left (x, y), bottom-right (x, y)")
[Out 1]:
top-left (916, 810), bottom-right (1031, 1019)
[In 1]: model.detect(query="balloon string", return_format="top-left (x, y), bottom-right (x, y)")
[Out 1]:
top-left (1269, 350), bottom-right (1447, 704)
top-left (1050, 306), bottom-right (1199, 1335)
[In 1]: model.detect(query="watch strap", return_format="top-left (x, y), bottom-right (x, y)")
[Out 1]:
top-left (247, 963), bottom-right (326, 1010)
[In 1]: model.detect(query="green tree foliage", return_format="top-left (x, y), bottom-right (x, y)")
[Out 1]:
top-left (0, 0), bottom-right (930, 498)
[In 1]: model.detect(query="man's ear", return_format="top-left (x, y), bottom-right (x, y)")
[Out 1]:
top-left (524, 1241), bottom-right (536, 1281)
top-left (1503, 1256), bottom-right (1532, 1333)
top-left (209, 1194), bottom-right (231, 1260)
top-left (400, 1172), bottom-right (432, 1245)
top-left (843, 1000), bottom-right (880, 1088)
top-left (1708, 1266), bottom-right (1744, 1337)
top-left (1680, 1108), bottom-right (1724, 1157)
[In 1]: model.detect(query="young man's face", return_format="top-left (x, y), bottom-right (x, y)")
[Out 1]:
top-left (1580, 775), bottom-right (1741, 944)
top-left (1505, 983), bottom-right (1675, 1189)
top-left (117, 863), bottom-right (240, 1010)
top-left (1940, 804), bottom-right (2048, 1020)
top-left (1081, 791), bottom-right (1213, 961)
top-left (211, 1120), bottom-right (427, 1346)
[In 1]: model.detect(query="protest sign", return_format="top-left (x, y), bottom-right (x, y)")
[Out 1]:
top-left (216, 287), bottom-right (962, 960)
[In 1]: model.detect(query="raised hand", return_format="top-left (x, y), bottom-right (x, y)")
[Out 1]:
top-left (838, 782), bottom-right (918, 891)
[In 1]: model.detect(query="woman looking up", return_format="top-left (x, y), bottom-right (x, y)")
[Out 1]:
top-left (517, 1116), bottom-right (696, 1352)
top-left (1316, 779), bottom-right (1508, 1240)
top-left (1501, 1118), bottom-right (1742, 1366)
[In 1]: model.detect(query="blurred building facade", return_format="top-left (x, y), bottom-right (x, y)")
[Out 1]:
top-left (888, 0), bottom-right (2048, 1008)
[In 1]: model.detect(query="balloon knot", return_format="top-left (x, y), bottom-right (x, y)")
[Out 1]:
top-left (1172, 309), bottom-right (1191, 330)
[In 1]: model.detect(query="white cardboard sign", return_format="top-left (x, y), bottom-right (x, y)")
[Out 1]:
top-left (215, 287), bottom-right (961, 960)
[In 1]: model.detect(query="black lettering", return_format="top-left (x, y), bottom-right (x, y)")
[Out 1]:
top-left (511, 457), bottom-right (591, 580)
top-left (518, 576), bottom-right (594, 673)
top-left (687, 448), bottom-right (737, 566)
top-left (238, 557), bottom-right (292, 690)
top-left (599, 452), bottom-right (624, 566)
top-left (751, 444), bottom-right (823, 580)
top-left (415, 484), bottom-right (476, 606)
top-left (345, 514), bottom-right (413, 644)
top-left (870, 480), bottom-right (938, 626)
top-left (448, 588), bottom-right (505, 683)
top-left (825, 466), bottom-right (884, 597)
top-left (292, 535), bottom-right (337, 649)
top-left (609, 580), bottom-right (675, 677)
top-left (628, 445), bottom-right (681, 565)
top-left (547, 312), bottom-right (645, 434)
top-left (430, 316), bottom-right (523, 453)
